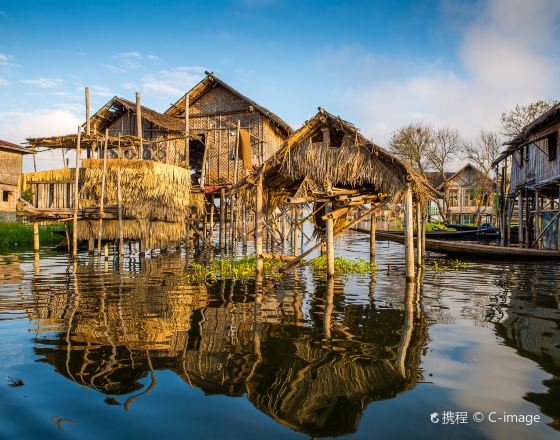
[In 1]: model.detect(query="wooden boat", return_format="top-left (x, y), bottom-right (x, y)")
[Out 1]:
top-left (373, 231), bottom-right (560, 260)
top-left (353, 227), bottom-right (481, 241)
top-left (444, 223), bottom-right (478, 231)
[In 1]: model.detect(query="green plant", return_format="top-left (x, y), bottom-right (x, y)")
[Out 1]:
top-left (307, 256), bottom-right (377, 274)
top-left (185, 256), bottom-right (284, 283)
top-left (425, 258), bottom-right (467, 271)
top-left (0, 222), bottom-right (65, 248)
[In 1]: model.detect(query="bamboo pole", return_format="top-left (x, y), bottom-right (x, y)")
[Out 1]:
top-left (97, 130), bottom-right (108, 256)
top-left (255, 174), bottom-right (264, 274)
top-left (136, 91), bottom-right (142, 159)
top-left (32, 146), bottom-right (37, 172)
top-left (416, 202), bottom-right (422, 265)
top-left (209, 198), bottom-right (214, 245)
top-left (421, 205), bottom-right (426, 259)
top-left (293, 207), bottom-right (299, 257)
top-left (534, 190), bottom-right (540, 249)
top-left (220, 188), bottom-right (226, 250)
top-left (518, 191), bottom-right (523, 247)
top-left (85, 86), bottom-right (91, 136)
top-left (325, 203), bottom-right (335, 277)
top-left (33, 223), bottom-right (39, 253)
top-left (370, 211), bottom-right (376, 262)
top-left (117, 134), bottom-right (124, 254)
top-left (184, 93), bottom-right (190, 170)
top-left (72, 126), bottom-right (81, 258)
top-left (404, 184), bottom-right (415, 281)
top-left (242, 195), bottom-right (248, 249)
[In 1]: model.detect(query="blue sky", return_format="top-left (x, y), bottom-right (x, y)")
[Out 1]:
top-left (1, 0), bottom-right (559, 170)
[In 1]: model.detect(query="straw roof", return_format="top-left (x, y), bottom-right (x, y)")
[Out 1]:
top-left (258, 108), bottom-right (435, 203)
top-left (0, 139), bottom-right (31, 154)
top-left (165, 72), bottom-right (293, 136)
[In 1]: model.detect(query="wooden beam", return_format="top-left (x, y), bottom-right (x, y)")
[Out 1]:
top-left (255, 174), bottom-right (264, 273)
top-left (136, 91), bottom-right (142, 159)
top-left (72, 127), bottom-right (81, 257)
top-left (97, 130), bottom-right (108, 256)
top-left (404, 185), bottom-right (415, 280)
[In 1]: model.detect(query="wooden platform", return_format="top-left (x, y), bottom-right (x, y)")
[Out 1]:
top-left (367, 230), bottom-right (560, 261)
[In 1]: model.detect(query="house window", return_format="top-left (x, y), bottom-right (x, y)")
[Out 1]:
top-left (548, 131), bottom-right (558, 161)
top-left (2, 191), bottom-right (10, 202)
top-left (448, 188), bottom-right (459, 207)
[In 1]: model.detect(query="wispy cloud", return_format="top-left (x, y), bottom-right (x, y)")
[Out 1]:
top-left (108, 51), bottom-right (160, 71)
top-left (142, 66), bottom-right (205, 96)
top-left (19, 78), bottom-right (63, 88)
top-left (326, 0), bottom-right (560, 145)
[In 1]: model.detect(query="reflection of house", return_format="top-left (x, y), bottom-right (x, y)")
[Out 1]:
top-left (30, 260), bottom-right (427, 437)
top-left (426, 163), bottom-right (495, 224)
top-left (0, 140), bottom-right (30, 221)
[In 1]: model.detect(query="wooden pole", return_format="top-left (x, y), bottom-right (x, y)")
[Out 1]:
top-left (184, 94), bottom-right (189, 170)
top-left (325, 203), bottom-right (335, 277)
top-left (85, 86), bottom-right (91, 136)
top-left (534, 190), bottom-right (540, 249)
top-left (97, 130), bottom-right (108, 256)
top-left (415, 202), bottom-right (422, 265)
top-left (117, 134), bottom-right (124, 254)
top-left (421, 205), bottom-right (426, 259)
top-left (293, 207), bottom-right (300, 257)
top-left (72, 126), bottom-right (81, 258)
top-left (33, 222), bottom-right (39, 253)
top-left (242, 195), bottom-right (248, 249)
top-left (136, 91), bottom-right (142, 159)
top-left (220, 188), bottom-right (226, 250)
top-left (404, 184), bottom-right (415, 281)
top-left (518, 191), bottom-right (523, 247)
top-left (209, 198), bottom-right (214, 245)
top-left (32, 147), bottom-right (37, 172)
top-left (369, 210), bottom-right (376, 262)
top-left (255, 174), bottom-right (264, 274)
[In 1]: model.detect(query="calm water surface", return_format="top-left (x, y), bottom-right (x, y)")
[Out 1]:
top-left (0, 231), bottom-right (559, 439)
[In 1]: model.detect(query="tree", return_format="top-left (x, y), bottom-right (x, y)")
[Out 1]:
top-left (464, 131), bottom-right (501, 225)
top-left (389, 123), bottom-right (433, 176)
top-left (501, 100), bottom-right (557, 139)
top-left (426, 127), bottom-right (462, 222)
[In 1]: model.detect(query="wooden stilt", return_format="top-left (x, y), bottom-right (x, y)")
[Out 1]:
top-left (255, 174), bottom-right (264, 273)
top-left (209, 199), bottom-right (215, 245)
top-left (404, 184), bottom-right (415, 281)
top-left (136, 92), bottom-right (143, 159)
top-left (97, 130), bottom-right (108, 257)
top-left (421, 205), bottom-right (426, 260)
top-left (202, 199), bottom-right (208, 245)
top-left (534, 190), bottom-right (540, 249)
top-left (415, 202), bottom-right (422, 265)
top-left (88, 236), bottom-right (94, 253)
top-left (85, 86), bottom-right (91, 136)
top-left (104, 243), bottom-right (109, 258)
top-left (33, 223), bottom-right (39, 253)
top-left (518, 191), bottom-right (523, 247)
top-left (325, 203), bottom-right (335, 277)
top-left (220, 188), bottom-right (226, 250)
top-left (293, 207), bottom-right (300, 257)
top-left (72, 126), bottom-right (81, 258)
top-left (117, 135), bottom-right (124, 255)
top-left (369, 211), bottom-right (376, 263)
top-left (242, 196), bottom-right (248, 249)
top-left (184, 94), bottom-right (190, 170)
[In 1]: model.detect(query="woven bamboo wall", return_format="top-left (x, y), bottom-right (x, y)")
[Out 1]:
top-left (0, 149), bottom-right (23, 211)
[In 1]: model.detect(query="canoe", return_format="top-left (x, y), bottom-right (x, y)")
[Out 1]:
top-left (373, 231), bottom-right (560, 260)
top-left (353, 228), bottom-right (481, 241)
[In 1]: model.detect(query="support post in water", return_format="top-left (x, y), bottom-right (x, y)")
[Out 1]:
top-left (325, 202), bottom-right (335, 277)
top-left (97, 129), bottom-right (108, 257)
top-left (209, 198), bottom-right (214, 245)
top-left (293, 207), bottom-right (300, 257)
top-left (370, 210), bottom-right (376, 263)
top-left (72, 126), bottom-right (82, 258)
top-left (404, 184), bottom-right (415, 281)
top-left (33, 223), bottom-right (39, 253)
top-left (220, 188), bottom-right (226, 250)
top-left (415, 201), bottom-right (422, 265)
top-left (136, 91), bottom-right (142, 159)
top-left (255, 174), bottom-right (264, 274)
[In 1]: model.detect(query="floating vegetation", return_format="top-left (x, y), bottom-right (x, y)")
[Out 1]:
top-left (425, 258), bottom-right (467, 271)
top-left (185, 256), bottom-right (284, 283)
top-left (307, 256), bottom-right (377, 274)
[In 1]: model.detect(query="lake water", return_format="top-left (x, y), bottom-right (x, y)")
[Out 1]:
top-left (0, 230), bottom-right (559, 439)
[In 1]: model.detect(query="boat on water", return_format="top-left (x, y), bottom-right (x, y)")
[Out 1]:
top-left (373, 231), bottom-right (560, 260)
top-left (353, 227), bottom-right (497, 241)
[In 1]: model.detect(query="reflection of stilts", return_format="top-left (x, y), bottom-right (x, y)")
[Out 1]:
top-left (65, 261), bottom-right (81, 384)
top-left (396, 280), bottom-right (415, 377)
top-left (124, 350), bottom-right (156, 412)
top-left (324, 277), bottom-right (334, 339)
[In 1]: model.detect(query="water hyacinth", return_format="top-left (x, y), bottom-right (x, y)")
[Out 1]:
top-left (307, 256), bottom-right (377, 274)
top-left (185, 256), bottom-right (284, 283)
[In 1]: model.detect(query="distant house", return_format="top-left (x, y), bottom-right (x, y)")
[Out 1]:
top-left (0, 140), bottom-right (30, 221)
top-left (493, 102), bottom-right (560, 249)
top-left (426, 163), bottom-right (495, 225)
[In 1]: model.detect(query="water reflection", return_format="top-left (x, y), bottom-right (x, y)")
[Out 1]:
top-left (27, 255), bottom-right (427, 437)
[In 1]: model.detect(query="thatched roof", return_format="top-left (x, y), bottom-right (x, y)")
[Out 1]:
top-left (92, 96), bottom-right (184, 133)
top-left (0, 139), bottom-right (31, 154)
top-left (165, 72), bottom-right (293, 136)
top-left (257, 108), bottom-right (435, 202)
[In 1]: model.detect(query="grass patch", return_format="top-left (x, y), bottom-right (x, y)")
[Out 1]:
top-left (425, 258), bottom-right (467, 271)
top-left (186, 256), bottom-right (284, 283)
top-left (0, 222), bottom-right (65, 248)
top-left (307, 256), bottom-right (377, 274)
top-left (425, 222), bottom-right (455, 232)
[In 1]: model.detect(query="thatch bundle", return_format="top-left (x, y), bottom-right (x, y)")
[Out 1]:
top-left (81, 159), bottom-right (191, 223)
top-left (20, 168), bottom-right (74, 193)
top-left (77, 219), bottom-right (186, 248)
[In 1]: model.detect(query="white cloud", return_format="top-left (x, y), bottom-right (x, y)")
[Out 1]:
top-left (329, 0), bottom-right (560, 147)
top-left (19, 78), bottom-right (63, 88)
top-left (142, 66), bottom-right (205, 96)
top-left (109, 51), bottom-right (160, 70)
